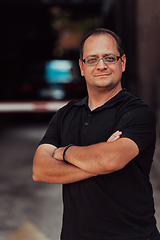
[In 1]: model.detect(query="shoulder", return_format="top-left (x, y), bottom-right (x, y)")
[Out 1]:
top-left (49, 97), bottom-right (87, 124)
top-left (118, 90), bottom-right (155, 119)
top-left (115, 90), bottom-right (156, 139)
top-left (56, 97), bottom-right (87, 114)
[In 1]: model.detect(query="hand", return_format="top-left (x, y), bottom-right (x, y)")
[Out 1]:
top-left (107, 130), bottom-right (122, 143)
top-left (53, 147), bottom-right (65, 161)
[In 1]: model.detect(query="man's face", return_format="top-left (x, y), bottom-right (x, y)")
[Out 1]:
top-left (79, 34), bottom-right (126, 92)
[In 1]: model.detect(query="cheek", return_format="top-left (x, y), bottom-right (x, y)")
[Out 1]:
top-left (81, 67), bottom-right (92, 77)
top-left (112, 65), bottom-right (123, 76)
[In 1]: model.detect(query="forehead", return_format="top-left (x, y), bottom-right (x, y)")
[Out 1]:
top-left (83, 34), bottom-right (119, 57)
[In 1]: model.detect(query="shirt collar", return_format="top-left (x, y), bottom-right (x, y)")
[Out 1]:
top-left (74, 96), bottom-right (88, 107)
top-left (74, 89), bottom-right (127, 110)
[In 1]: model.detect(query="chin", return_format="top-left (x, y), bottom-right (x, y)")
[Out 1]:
top-left (95, 81), bottom-right (113, 88)
top-left (94, 84), bottom-right (113, 89)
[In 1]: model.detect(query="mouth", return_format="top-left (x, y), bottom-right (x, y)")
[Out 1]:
top-left (94, 73), bottom-right (112, 77)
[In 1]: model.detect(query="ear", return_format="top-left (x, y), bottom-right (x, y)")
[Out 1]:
top-left (79, 59), bottom-right (84, 76)
top-left (121, 54), bottom-right (126, 73)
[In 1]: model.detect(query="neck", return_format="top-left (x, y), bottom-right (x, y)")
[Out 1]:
top-left (88, 86), bottom-right (122, 111)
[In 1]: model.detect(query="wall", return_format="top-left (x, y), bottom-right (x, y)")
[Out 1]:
top-left (136, 0), bottom-right (160, 110)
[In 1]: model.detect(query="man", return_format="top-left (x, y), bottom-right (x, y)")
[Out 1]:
top-left (33, 28), bottom-right (160, 240)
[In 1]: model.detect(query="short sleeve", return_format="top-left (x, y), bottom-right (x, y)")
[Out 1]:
top-left (39, 111), bottom-right (61, 148)
top-left (115, 105), bottom-right (156, 153)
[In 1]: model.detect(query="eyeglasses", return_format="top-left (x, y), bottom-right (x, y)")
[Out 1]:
top-left (82, 55), bottom-right (122, 66)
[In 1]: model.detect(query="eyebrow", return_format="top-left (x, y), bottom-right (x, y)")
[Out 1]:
top-left (85, 53), bottom-right (116, 58)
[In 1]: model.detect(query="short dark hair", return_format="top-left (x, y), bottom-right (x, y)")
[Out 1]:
top-left (79, 28), bottom-right (125, 60)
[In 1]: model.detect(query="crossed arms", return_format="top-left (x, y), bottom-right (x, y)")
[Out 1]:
top-left (32, 131), bottom-right (139, 184)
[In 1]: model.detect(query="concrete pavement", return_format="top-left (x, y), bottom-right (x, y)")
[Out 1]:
top-left (0, 119), bottom-right (63, 240)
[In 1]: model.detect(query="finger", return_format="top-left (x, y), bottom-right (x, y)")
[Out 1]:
top-left (108, 131), bottom-right (121, 140)
top-left (107, 131), bottom-right (122, 142)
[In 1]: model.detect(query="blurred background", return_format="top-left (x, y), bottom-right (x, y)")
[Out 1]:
top-left (0, 0), bottom-right (160, 239)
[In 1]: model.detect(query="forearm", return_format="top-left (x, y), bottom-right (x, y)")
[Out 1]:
top-left (32, 144), bottom-right (97, 184)
top-left (63, 143), bottom-right (112, 174)
top-left (54, 137), bottom-right (139, 175)
top-left (54, 142), bottom-right (113, 174)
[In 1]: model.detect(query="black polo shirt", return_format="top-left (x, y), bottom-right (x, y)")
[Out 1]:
top-left (39, 89), bottom-right (160, 240)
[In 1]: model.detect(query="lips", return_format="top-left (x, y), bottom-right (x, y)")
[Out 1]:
top-left (94, 72), bottom-right (112, 77)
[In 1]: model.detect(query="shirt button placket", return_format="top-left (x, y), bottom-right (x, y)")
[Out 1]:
top-left (84, 113), bottom-right (92, 127)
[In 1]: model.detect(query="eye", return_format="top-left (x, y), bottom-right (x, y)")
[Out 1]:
top-left (104, 56), bottom-right (116, 63)
top-left (86, 58), bottom-right (98, 64)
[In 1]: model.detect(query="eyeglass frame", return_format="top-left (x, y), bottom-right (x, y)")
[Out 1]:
top-left (81, 55), bottom-right (122, 66)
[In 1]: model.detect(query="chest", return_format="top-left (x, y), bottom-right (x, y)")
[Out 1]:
top-left (60, 107), bottom-right (120, 146)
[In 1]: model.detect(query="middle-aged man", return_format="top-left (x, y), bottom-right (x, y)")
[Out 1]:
top-left (33, 28), bottom-right (160, 240)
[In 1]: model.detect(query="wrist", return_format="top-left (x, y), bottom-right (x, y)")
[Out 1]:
top-left (63, 144), bottom-right (74, 163)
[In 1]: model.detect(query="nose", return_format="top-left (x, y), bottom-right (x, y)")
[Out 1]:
top-left (96, 58), bottom-right (108, 69)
